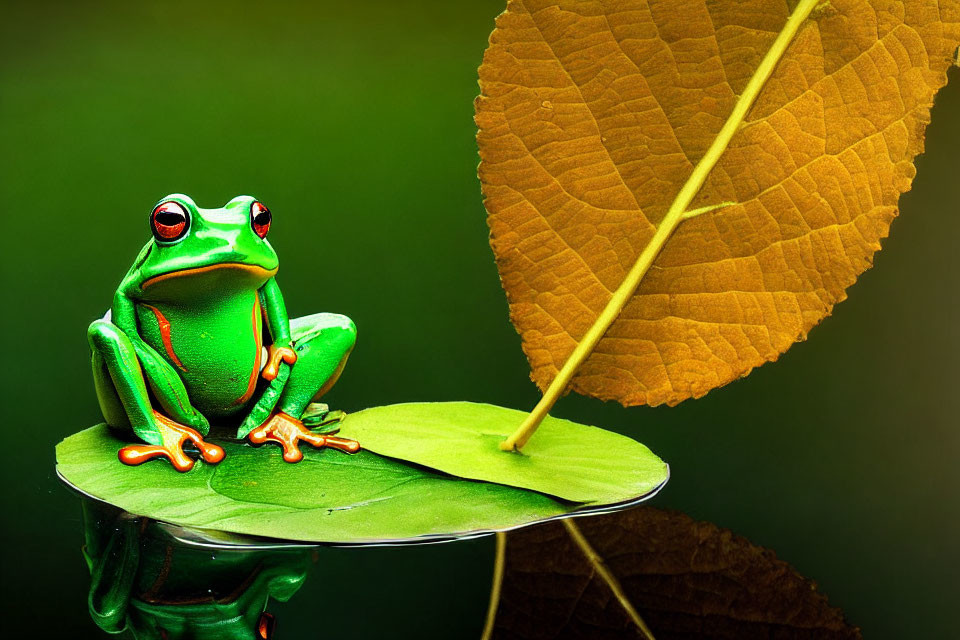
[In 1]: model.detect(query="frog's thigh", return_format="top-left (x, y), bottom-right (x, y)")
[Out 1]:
top-left (87, 320), bottom-right (156, 440)
top-left (279, 313), bottom-right (357, 416)
top-left (289, 313), bottom-right (357, 346)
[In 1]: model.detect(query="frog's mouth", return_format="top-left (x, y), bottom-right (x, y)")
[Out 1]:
top-left (141, 262), bottom-right (278, 292)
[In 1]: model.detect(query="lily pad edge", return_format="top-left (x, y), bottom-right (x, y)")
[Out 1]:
top-left (58, 466), bottom-right (669, 548)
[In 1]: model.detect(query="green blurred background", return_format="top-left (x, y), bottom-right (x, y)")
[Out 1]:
top-left (1, 1), bottom-right (958, 637)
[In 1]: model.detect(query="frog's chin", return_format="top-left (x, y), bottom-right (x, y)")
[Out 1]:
top-left (139, 262), bottom-right (278, 301)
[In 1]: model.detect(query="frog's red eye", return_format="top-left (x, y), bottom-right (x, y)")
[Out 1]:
top-left (251, 201), bottom-right (271, 238)
top-left (151, 201), bottom-right (189, 242)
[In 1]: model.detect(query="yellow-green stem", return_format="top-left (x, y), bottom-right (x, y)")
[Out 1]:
top-left (563, 519), bottom-right (656, 640)
top-left (480, 532), bottom-right (507, 640)
top-left (500, 0), bottom-right (819, 451)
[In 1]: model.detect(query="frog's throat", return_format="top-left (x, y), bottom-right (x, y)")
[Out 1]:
top-left (140, 263), bottom-right (278, 291)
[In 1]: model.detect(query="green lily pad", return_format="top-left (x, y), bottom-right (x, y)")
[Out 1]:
top-left (56, 423), bottom-right (666, 545)
top-left (337, 402), bottom-right (667, 505)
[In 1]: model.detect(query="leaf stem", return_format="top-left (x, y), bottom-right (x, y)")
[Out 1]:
top-left (500, 0), bottom-right (819, 451)
top-left (563, 519), bottom-right (655, 640)
top-left (480, 532), bottom-right (507, 640)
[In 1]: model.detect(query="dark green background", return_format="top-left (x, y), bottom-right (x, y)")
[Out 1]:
top-left (1, 1), bottom-right (958, 638)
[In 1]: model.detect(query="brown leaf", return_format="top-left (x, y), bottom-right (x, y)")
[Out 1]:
top-left (476, 0), bottom-right (960, 406)
top-left (490, 507), bottom-right (861, 640)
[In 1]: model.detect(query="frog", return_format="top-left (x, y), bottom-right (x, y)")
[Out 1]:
top-left (87, 194), bottom-right (360, 472)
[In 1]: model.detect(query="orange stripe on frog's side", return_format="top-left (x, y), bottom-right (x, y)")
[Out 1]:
top-left (141, 304), bottom-right (187, 372)
top-left (234, 296), bottom-right (262, 406)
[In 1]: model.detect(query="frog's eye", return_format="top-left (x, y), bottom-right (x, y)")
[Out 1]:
top-left (151, 201), bottom-right (189, 242)
top-left (251, 201), bottom-right (271, 239)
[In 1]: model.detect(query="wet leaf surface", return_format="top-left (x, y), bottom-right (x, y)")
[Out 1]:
top-left (338, 402), bottom-right (668, 504)
top-left (56, 416), bottom-right (663, 545)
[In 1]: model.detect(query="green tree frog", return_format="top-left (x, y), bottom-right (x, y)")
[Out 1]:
top-left (88, 194), bottom-right (359, 472)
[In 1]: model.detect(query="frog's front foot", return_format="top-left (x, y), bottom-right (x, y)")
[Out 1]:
top-left (247, 412), bottom-right (360, 463)
top-left (118, 411), bottom-right (225, 472)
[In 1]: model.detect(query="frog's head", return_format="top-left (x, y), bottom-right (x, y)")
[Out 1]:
top-left (135, 194), bottom-right (279, 299)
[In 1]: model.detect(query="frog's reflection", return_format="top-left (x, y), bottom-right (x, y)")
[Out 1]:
top-left (80, 498), bottom-right (316, 639)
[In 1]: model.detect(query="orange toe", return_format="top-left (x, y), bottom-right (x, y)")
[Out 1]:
top-left (118, 411), bottom-right (224, 472)
top-left (248, 412), bottom-right (360, 463)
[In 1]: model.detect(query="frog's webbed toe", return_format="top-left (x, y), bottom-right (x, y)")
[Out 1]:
top-left (119, 410), bottom-right (225, 472)
top-left (248, 412), bottom-right (360, 463)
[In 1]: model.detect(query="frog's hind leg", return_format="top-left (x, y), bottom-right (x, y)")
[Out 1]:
top-left (87, 320), bottom-right (224, 471)
top-left (282, 313), bottom-right (357, 415)
top-left (247, 313), bottom-right (359, 462)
